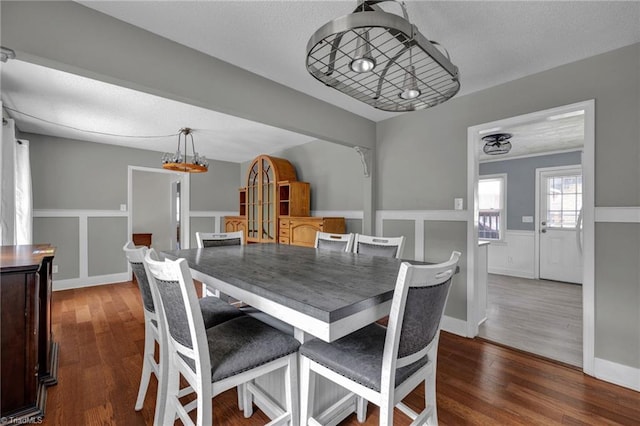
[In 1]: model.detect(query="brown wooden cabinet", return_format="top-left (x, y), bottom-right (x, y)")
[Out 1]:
top-left (278, 181), bottom-right (310, 217)
top-left (224, 215), bottom-right (247, 240)
top-left (279, 217), bottom-right (346, 248)
top-left (1, 244), bottom-right (58, 423)
top-left (224, 154), bottom-right (345, 247)
top-left (132, 233), bottom-right (152, 248)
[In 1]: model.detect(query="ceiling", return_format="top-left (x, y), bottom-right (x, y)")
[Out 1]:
top-left (2, 1), bottom-right (639, 163)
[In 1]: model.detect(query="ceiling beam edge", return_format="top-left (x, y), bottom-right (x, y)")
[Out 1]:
top-left (1, 1), bottom-right (375, 149)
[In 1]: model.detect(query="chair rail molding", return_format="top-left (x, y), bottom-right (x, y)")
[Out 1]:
top-left (594, 206), bottom-right (640, 223)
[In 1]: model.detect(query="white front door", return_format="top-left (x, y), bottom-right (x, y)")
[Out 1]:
top-left (538, 166), bottom-right (583, 284)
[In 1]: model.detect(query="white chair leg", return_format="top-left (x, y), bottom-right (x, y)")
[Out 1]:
top-left (135, 322), bottom-right (155, 410)
top-left (425, 367), bottom-right (438, 425)
top-left (196, 380), bottom-right (212, 426)
top-left (299, 357), bottom-right (316, 425)
top-left (286, 354), bottom-right (300, 426)
top-left (153, 334), bottom-right (168, 426)
top-left (243, 380), bottom-right (254, 418)
top-left (237, 384), bottom-right (245, 411)
top-left (162, 358), bottom-right (181, 426)
top-left (356, 396), bottom-right (368, 423)
top-left (379, 398), bottom-right (395, 426)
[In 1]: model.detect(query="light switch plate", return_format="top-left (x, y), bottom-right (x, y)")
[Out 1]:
top-left (120, 204), bottom-right (127, 211)
top-left (454, 198), bottom-right (464, 210)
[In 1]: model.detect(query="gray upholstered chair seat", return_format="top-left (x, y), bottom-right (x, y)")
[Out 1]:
top-left (300, 323), bottom-right (428, 392)
top-left (199, 296), bottom-right (244, 328)
top-left (178, 316), bottom-right (300, 382)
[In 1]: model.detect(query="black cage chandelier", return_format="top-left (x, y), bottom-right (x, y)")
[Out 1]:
top-left (306, 0), bottom-right (460, 112)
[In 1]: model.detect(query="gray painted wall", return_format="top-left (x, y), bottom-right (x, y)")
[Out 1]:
top-left (132, 170), bottom-right (173, 251)
top-left (32, 217), bottom-right (79, 280)
top-left (480, 151), bottom-right (582, 231)
top-left (272, 140), bottom-right (364, 211)
top-left (378, 43), bottom-right (640, 368)
top-left (87, 217), bottom-right (127, 276)
top-left (28, 132), bottom-right (239, 280)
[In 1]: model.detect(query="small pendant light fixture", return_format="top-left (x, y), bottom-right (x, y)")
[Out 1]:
top-left (482, 133), bottom-right (513, 155)
top-left (161, 128), bottom-right (209, 173)
top-left (306, 0), bottom-right (460, 112)
top-left (399, 44), bottom-right (420, 100)
top-left (350, 29), bottom-right (376, 73)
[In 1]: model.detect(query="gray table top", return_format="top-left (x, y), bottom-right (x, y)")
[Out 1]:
top-left (163, 244), bottom-right (428, 323)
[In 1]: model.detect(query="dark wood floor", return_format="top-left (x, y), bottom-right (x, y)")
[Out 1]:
top-left (42, 281), bottom-right (639, 425)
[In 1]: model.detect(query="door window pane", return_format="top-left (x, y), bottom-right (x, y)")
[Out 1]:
top-left (546, 173), bottom-right (582, 229)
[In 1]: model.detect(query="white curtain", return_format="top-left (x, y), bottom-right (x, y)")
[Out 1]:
top-left (1, 117), bottom-right (32, 245)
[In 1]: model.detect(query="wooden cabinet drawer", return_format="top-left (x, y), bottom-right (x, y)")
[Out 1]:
top-left (279, 227), bottom-right (290, 237)
top-left (279, 236), bottom-right (290, 245)
top-left (279, 219), bottom-right (290, 228)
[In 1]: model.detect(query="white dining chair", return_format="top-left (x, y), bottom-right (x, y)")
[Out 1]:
top-left (195, 231), bottom-right (244, 248)
top-left (144, 251), bottom-right (300, 426)
top-left (299, 251), bottom-right (461, 426)
top-left (123, 242), bottom-right (244, 424)
top-left (314, 231), bottom-right (355, 253)
top-left (353, 234), bottom-right (405, 259)
top-left (195, 231), bottom-right (244, 297)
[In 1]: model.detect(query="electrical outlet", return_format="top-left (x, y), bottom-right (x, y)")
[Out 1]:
top-left (52, 264), bottom-right (59, 274)
top-left (454, 198), bottom-right (464, 210)
top-left (507, 256), bottom-right (513, 264)
top-left (120, 204), bottom-right (127, 212)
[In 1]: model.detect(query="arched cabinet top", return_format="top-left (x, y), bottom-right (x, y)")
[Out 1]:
top-left (245, 155), bottom-right (298, 184)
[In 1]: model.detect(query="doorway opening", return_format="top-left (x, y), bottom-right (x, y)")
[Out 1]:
top-left (467, 100), bottom-right (595, 373)
top-left (127, 166), bottom-right (191, 258)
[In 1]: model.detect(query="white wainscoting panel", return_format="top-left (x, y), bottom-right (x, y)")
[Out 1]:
top-left (486, 230), bottom-right (535, 278)
top-left (34, 209), bottom-right (128, 290)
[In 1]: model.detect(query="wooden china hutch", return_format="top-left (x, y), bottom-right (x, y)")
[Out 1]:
top-left (224, 155), bottom-right (345, 247)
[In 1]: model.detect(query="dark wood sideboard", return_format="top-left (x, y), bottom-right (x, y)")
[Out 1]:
top-left (1, 244), bottom-right (59, 424)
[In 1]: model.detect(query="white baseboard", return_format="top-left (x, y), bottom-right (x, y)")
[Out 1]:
top-left (594, 357), bottom-right (640, 392)
top-left (488, 267), bottom-right (535, 279)
top-left (53, 272), bottom-right (129, 291)
top-left (441, 315), bottom-right (468, 337)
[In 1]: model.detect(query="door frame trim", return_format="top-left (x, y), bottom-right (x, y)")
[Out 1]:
top-left (127, 165), bottom-right (191, 260)
top-left (534, 165), bottom-right (583, 281)
top-left (466, 99), bottom-right (595, 375)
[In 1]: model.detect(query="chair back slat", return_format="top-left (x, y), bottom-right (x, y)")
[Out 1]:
top-left (397, 278), bottom-right (452, 359)
top-left (382, 251), bottom-right (461, 381)
top-left (315, 232), bottom-right (354, 252)
top-left (144, 252), bottom-right (206, 361)
top-left (196, 231), bottom-right (244, 248)
top-left (353, 234), bottom-right (405, 259)
top-left (123, 241), bottom-right (155, 313)
top-left (153, 276), bottom-right (194, 350)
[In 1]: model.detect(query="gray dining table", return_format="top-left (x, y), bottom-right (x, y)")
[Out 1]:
top-left (162, 243), bottom-right (432, 423)
top-left (162, 243), bottom-right (423, 343)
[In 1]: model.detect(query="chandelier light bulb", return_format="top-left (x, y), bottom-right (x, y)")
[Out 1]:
top-left (350, 29), bottom-right (376, 73)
